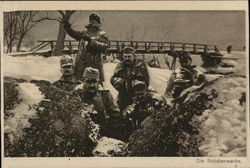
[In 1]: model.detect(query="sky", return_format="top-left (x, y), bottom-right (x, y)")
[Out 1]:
top-left (9, 10), bottom-right (246, 51)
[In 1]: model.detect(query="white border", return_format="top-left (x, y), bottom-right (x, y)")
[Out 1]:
top-left (1, 1), bottom-right (249, 168)
top-left (1, 1), bottom-right (248, 11)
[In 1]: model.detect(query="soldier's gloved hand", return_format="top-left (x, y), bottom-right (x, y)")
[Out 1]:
top-left (81, 32), bottom-right (91, 42)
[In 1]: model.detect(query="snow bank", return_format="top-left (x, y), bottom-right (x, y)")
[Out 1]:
top-left (215, 51), bottom-right (246, 75)
top-left (4, 83), bottom-right (45, 143)
top-left (194, 77), bottom-right (246, 156)
top-left (3, 55), bottom-right (173, 98)
top-left (93, 137), bottom-right (126, 156)
top-left (3, 55), bottom-right (61, 82)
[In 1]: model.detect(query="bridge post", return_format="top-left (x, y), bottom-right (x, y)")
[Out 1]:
top-left (214, 46), bottom-right (219, 54)
top-left (145, 42), bottom-right (151, 52)
top-left (130, 41), bottom-right (134, 48)
top-left (68, 41), bottom-right (73, 54)
top-left (116, 41), bottom-right (121, 52)
top-left (182, 43), bottom-right (186, 51)
top-left (170, 43), bottom-right (175, 52)
top-left (158, 42), bottom-right (163, 52)
top-left (122, 42), bottom-right (125, 50)
top-left (193, 44), bottom-right (197, 53)
top-left (204, 45), bottom-right (209, 54)
top-left (135, 42), bottom-right (138, 49)
top-left (50, 42), bottom-right (54, 50)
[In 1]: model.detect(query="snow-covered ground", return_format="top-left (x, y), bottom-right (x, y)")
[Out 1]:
top-left (4, 51), bottom-right (244, 97)
top-left (2, 51), bottom-right (247, 157)
top-left (4, 83), bottom-right (45, 143)
top-left (3, 55), bottom-right (173, 98)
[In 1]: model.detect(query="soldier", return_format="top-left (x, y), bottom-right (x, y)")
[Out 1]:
top-left (110, 47), bottom-right (150, 111)
top-left (164, 52), bottom-right (207, 102)
top-left (62, 13), bottom-right (109, 84)
top-left (73, 67), bottom-right (125, 140)
top-left (122, 80), bottom-right (165, 129)
top-left (53, 56), bottom-right (81, 92)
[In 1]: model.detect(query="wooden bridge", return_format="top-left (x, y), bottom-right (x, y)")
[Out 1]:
top-left (32, 40), bottom-right (221, 57)
top-left (27, 39), bottom-right (224, 69)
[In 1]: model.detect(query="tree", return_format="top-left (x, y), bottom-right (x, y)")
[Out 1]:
top-left (4, 11), bottom-right (43, 53)
top-left (33, 10), bottom-right (76, 56)
top-left (52, 10), bottom-right (76, 56)
top-left (4, 12), bottom-right (18, 53)
top-left (16, 11), bottom-right (39, 52)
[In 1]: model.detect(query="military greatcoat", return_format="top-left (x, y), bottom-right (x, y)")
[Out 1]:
top-left (64, 23), bottom-right (109, 82)
top-left (110, 60), bottom-right (150, 111)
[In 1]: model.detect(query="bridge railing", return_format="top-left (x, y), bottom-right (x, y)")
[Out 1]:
top-left (35, 40), bottom-right (220, 56)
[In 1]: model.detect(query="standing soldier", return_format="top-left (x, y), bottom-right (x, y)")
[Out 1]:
top-left (164, 52), bottom-right (207, 102)
top-left (73, 67), bottom-right (125, 140)
top-left (110, 47), bottom-right (150, 111)
top-left (53, 56), bottom-right (81, 92)
top-left (62, 13), bottom-right (109, 84)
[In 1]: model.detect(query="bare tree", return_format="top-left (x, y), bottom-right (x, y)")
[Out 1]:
top-left (16, 11), bottom-right (39, 52)
top-left (53, 10), bottom-right (76, 56)
top-left (30, 10), bottom-right (76, 56)
top-left (4, 12), bottom-right (19, 53)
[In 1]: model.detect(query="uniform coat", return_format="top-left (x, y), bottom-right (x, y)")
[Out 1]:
top-left (110, 60), bottom-right (150, 111)
top-left (64, 23), bottom-right (109, 82)
top-left (165, 66), bottom-right (207, 99)
top-left (53, 76), bottom-right (81, 92)
top-left (72, 86), bottom-right (125, 140)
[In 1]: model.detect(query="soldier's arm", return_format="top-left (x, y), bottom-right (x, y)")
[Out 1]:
top-left (134, 61), bottom-right (150, 87)
top-left (63, 21), bottom-right (82, 41)
top-left (193, 70), bottom-right (208, 86)
top-left (89, 32), bottom-right (109, 52)
top-left (52, 80), bottom-right (62, 89)
top-left (194, 74), bottom-right (207, 86)
top-left (105, 91), bottom-right (121, 118)
top-left (143, 62), bottom-right (150, 86)
top-left (110, 63), bottom-right (127, 91)
top-left (164, 72), bottom-right (175, 98)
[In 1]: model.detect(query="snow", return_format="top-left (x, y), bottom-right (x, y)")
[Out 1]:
top-left (195, 77), bottom-right (246, 156)
top-left (4, 83), bottom-right (45, 143)
top-left (3, 55), bottom-right (61, 82)
top-left (2, 51), bottom-right (247, 156)
top-left (3, 55), bottom-right (173, 98)
top-left (93, 137), bottom-right (126, 156)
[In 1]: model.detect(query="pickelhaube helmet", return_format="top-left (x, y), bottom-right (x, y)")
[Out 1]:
top-left (83, 67), bottom-right (100, 80)
top-left (60, 56), bottom-right (74, 67)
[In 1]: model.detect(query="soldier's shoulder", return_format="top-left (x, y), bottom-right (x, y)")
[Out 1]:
top-left (98, 88), bottom-right (112, 99)
top-left (98, 30), bottom-right (108, 36)
top-left (115, 62), bottom-right (125, 70)
top-left (75, 79), bottom-right (82, 84)
top-left (53, 80), bottom-right (62, 86)
top-left (135, 60), bottom-right (147, 67)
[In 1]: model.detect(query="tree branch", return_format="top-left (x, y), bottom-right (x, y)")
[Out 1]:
top-left (58, 10), bottom-right (65, 17)
top-left (32, 16), bottom-right (61, 23)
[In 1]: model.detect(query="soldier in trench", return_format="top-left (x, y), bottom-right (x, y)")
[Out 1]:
top-left (111, 47), bottom-right (165, 139)
top-left (164, 52), bottom-right (207, 103)
top-left (72, 67), bottom-right (126, 140)
top-left (62, 13), bottom-right (109, 85)
top-left (53, 56), bottom-right (81, 92)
